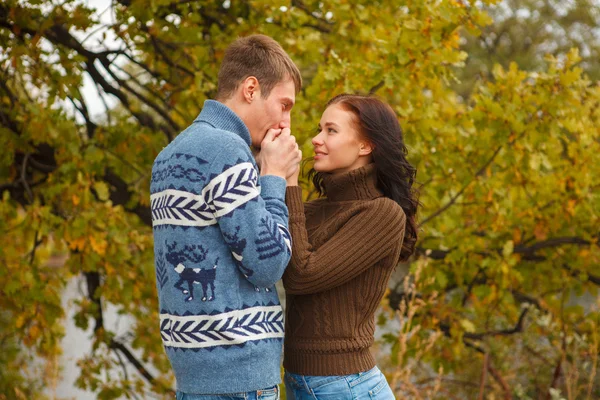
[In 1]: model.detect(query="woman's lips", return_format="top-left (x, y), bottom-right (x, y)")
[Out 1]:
top-left (314, 151), bottom-right (327, 160)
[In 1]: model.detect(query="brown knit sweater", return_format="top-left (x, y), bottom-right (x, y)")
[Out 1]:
top-left (283, 163), bottom-right (406, 376)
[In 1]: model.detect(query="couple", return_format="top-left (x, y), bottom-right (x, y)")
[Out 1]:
top-left (150, 34), bottom-right (418, 400)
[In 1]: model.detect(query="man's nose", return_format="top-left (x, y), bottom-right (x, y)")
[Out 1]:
top-left (279, 113), bottom-right (291, 129)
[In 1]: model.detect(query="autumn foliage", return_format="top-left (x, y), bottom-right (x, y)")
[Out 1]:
top-left (0, 1), bottom-right (598, 399)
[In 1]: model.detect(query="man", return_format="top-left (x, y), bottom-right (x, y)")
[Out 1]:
top-left (150, 34), bottom-right (302, 398)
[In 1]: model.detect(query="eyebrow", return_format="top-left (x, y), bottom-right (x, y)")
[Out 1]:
top-left (322, 122), bottom-right (340, 128)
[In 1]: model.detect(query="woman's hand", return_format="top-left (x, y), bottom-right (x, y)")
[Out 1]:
top-left (286, 149), bottom-right (302, 186)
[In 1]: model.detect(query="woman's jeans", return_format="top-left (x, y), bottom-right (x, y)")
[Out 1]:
top-left (284, 366), bottom-right (395, 399)
top-left (176, 385), bottom-right (279, 400)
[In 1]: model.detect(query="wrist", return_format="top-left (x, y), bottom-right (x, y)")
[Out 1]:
top-left (260, 168), bottom-right (286, 179)
top-left (286, 177), bottom-right (299, 187)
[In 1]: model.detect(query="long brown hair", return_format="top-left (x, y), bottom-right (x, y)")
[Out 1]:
top-left (310, 94), bottom-right (419, 261)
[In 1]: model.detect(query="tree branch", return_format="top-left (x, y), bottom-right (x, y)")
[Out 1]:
top-left (291, 0), bottom-right (334, 33)
top-left (1, 5), bottom-right (175, 141)
top-left (487, 362), bottom-right (512, 400)
top-left (85, 271), bottom-right (104, 333)
top-left (417, 235), bottom-right (599, 263)
top-left (478, 352), bottom-right (489, 400)
top-left (420, 144), bottom-right (503, 225)
top-left (438, 308), bottom-right (528, 342)
top-left (109, 339), bottom-right (175, 396)
top-left (104, 170), bottom-right (152, 226)
top-left (563, 263), bottom-right (600, 286)
top-left (97, 56), bottom-right (180, 133)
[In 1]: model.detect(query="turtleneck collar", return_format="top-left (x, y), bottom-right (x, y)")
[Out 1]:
top-left (194, 100), bottom-right (252, 146)
top-left (322, 163), bottom-right (384, 202)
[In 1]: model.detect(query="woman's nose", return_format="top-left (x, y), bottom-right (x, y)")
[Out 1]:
top-left (312, 133), bottom-right (323, 146)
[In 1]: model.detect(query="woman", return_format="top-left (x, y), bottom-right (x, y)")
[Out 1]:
top-left (283, 94), bottom-right (419, 399)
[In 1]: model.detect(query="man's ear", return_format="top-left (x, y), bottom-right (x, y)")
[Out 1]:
top-left (359, 141), bottom-right (374, 156)
top-left (242, 76), bottom-right (260, 104)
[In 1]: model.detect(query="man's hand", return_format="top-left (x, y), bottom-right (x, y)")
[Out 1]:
top-left (260, 128), bottom-right (301, 179)
top-left (252, 147), bottom-right (263, 170)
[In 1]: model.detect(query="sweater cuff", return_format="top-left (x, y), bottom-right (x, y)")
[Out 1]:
top-left (259, 175), bottom-right (287, 200)
top-left (285, 186), bottom-right (305, 221)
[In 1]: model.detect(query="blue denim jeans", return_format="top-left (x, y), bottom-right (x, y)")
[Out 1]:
top-left (176, 385), bottom-right (279, 400)
top-left (284, 366), bottom-right (395, 399)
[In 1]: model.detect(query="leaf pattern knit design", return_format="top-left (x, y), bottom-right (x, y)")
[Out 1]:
top-left (254, 217), bottom-right (291, 260)
top-left (159, 304), bottom-right (284, 350)
top-left (156, 249), bottom-right (168, 289)
top-left (205, 162), bottom-right (259, 218)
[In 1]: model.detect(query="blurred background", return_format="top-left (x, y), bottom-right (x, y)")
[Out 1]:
top-left (0, 0), bottom-right (599, 399)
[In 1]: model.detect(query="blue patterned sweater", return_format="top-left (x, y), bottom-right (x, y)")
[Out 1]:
top-left (150, 100), bottom-right (291, 394)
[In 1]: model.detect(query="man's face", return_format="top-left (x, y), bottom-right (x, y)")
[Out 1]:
top-left (248, 79), bottom-right (296, 148)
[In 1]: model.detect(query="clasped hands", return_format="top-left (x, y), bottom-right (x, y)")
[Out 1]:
top-left (256, 128), bottom-right (302, 187)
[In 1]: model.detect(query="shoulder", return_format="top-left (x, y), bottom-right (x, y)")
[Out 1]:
top-left (186, 122), bottom-right (249, 149)
top-left (366, 197), bottom-right (407, 226)
top-left (187, 124), bottom-right (254, 165)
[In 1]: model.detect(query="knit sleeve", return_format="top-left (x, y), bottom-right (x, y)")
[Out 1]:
top-left (207, 138), bottom-right (291, 288)
top-left (283, 188), bottom-right (406, 295)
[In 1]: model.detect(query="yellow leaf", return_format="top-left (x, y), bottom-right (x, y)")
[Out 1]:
top-left (93, 181), bottom-right (110, 201)
top-left (502, 240), bottom-right (514, 258)
top-left (72, 194), bottom-right (80, 206)
top-left (513, 229), bottom-right (522, 243)
top-left (29, 324), bottom-right (41, 341)
top-left (90, 236), bottom-right (107, 256)
top-left (69, 237), bottom-right (86, 251)
top-left (460, 319), bottom-right (476, 333)
top-left (566, 199), bottom-right (576, 216)
top-left (15, 314), bottom-right (26, 329)
top-left (534, 221), bottom-right (548, 240)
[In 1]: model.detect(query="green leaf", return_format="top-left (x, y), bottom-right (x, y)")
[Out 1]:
top-left (502, 240), bottom-right (514, 258)
top-left (93, 182), bottom-right (110, 201)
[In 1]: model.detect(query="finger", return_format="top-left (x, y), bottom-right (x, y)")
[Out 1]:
top-left (263, 128), bottom-right (282, 143)
top-left (280, 127), bottom-right (291, 137)
top-left (287, 138), bottom-right (298, 151)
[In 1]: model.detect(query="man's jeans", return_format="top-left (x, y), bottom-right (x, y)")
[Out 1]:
top-left (176, 385), bottom-right (279, 400)
top-left (284, 366), bottom-right (395, 399)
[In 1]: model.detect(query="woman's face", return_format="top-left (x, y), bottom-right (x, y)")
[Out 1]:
top-left (312, 104), bottom-right (372, 174)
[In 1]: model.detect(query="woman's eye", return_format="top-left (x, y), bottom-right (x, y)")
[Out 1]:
top-left (315, 126), bottom-right (321, 133)
top-left (328, 128), bottom-right (337, 133)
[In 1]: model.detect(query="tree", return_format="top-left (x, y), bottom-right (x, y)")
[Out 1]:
top-left (455, 0), bottom-right (600, 97)
top-left (1, 0), bottom-right (598, 399)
